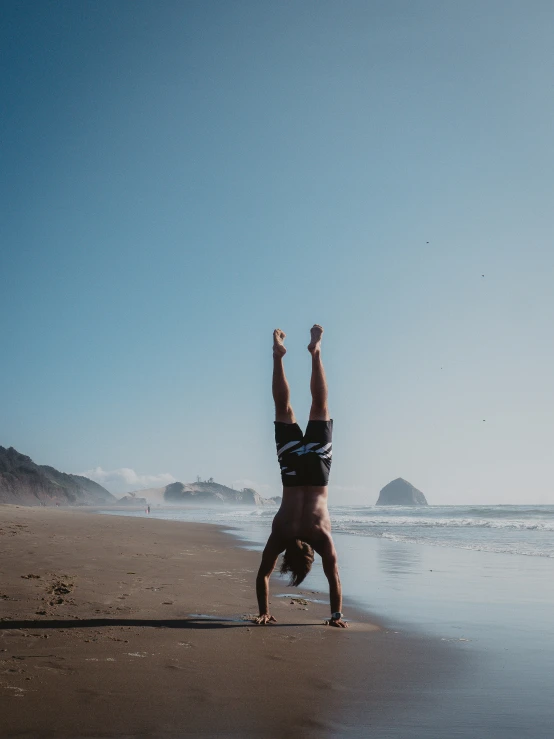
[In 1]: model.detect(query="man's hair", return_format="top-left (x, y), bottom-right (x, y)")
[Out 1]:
top-left (280, 539), bottom-right (314, 587)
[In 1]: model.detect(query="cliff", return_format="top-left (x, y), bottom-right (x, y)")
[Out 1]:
top-left (163, 481), bottom-right (280, 506)
top-left (376, 478), bottom-right (428, 506)
top-left (119, 493), bottom-right (148, 506)
top-left (0, 446), bottom-right (116, 506)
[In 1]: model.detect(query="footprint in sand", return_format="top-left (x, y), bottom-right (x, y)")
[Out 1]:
top-left (45, 576), bottom-right (75, 607)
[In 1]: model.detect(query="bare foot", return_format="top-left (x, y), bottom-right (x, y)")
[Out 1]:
top-left (273, 329), bottom-right (287, 357)
top-left (308, 324), bottom-right (323, 354)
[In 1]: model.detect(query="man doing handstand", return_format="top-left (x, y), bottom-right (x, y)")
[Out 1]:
top-left (254, 325), bottom-right (347, 628)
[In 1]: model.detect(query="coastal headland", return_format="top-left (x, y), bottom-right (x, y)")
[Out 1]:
top-left (0, 506), bottom-right (458, 738)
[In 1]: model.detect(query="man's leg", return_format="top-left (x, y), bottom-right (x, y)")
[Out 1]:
top-left (273, 329), bottom-right (295, 424)
top-left (308, 324), bottom-right (330, 421)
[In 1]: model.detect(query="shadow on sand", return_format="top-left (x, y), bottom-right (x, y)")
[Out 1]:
top-left (0, 616), bottom-right (314, 631)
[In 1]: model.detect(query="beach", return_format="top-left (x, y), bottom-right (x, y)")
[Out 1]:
top-left (99, 503), bottom-right (554, 739)
top-left (0, 506), bottom-right (461, 738)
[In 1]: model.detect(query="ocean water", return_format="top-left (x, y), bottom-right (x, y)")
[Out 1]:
top-left (111, 504), bottom-right (554, 558)
top-left (100, 503), bottom-right (554, 640)
top-left (321, 504), bottom-right (554, 557)
top-left (102, 503), bottom-right (554, 737)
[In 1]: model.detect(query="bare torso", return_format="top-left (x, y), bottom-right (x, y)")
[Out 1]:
top-left (271, 486), bottom-right (331, 543)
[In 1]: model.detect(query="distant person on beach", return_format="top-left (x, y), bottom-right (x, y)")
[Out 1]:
top-left (254, 325), bottom-right (347, 628)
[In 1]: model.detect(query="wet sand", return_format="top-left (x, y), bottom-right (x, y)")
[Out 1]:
top-left (0, 506), bottom-right (460, 738)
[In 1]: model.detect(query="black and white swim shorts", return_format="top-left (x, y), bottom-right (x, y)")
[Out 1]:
top-left (274, 420), bottom-right (333, 487)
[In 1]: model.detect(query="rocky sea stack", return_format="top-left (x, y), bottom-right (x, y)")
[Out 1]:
top-left (376, 478), bottom-right (428, 506)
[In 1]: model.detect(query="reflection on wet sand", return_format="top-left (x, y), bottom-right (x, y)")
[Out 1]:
top-left (378, 540), bottom-right (421, 578)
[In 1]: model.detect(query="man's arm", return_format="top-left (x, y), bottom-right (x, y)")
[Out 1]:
top-left (254, 533), bottom-right (283, 625)
top-left (317, 535), bottom-right (348, 628)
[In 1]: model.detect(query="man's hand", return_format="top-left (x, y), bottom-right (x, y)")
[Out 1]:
top-left (254, 613), bottom-right (277, 625)
top-left (327, 618), bottom-right (348, 628)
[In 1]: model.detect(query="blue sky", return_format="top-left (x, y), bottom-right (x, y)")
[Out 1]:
top-left (2, 1), bottom-right (553, 504)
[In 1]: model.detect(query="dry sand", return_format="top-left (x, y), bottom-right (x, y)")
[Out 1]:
top-left (0, 506), bottom-right (460, 738)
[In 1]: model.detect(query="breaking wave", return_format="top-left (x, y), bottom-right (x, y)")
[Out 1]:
top-left (100, 503), bottom-right (554, 558)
